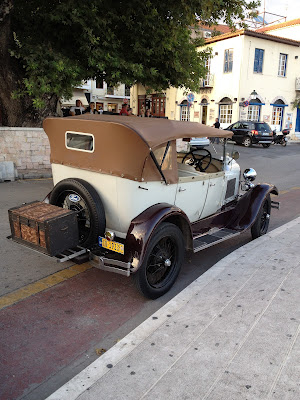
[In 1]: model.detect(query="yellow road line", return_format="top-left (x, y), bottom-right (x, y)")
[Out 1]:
top-left (0, 263), bottom-right (92, 311)
top-left (279, 186), bottom-right (300, 195)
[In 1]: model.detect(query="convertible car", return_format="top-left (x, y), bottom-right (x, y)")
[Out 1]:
top-left (8, 115), bottom-right (279, 299)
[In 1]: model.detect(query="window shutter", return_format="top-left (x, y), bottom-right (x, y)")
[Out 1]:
top-left (224, 50), bottom-right (228, 73)
top-left (254, 49), bottom-right (259, 72)
top-left (258, 49), bottom-right (264, 73)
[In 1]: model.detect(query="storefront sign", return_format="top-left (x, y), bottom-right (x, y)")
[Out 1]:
top-left (286, 112), bottom-right (293, 129)
top-left (194, 111), bottom-right (200, 118)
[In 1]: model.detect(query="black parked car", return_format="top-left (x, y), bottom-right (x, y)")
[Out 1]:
top-left (225, 121), bottom-right (273, 147)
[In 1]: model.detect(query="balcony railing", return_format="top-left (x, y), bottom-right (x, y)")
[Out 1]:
top-left (200, 74), bottom-right (214, 88)
top-left (296, 77), bottom-right (300, 91)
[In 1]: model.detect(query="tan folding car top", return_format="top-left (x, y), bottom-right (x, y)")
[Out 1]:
top-left (43, 115), bottom-right (232, 184)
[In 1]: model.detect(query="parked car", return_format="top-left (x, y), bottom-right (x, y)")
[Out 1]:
top-left (190, 136), bottom-right (210, 148)
top-left (8, 115), bottom-right (279, 299)
top-left (225, 121), bottom-right (273, 147)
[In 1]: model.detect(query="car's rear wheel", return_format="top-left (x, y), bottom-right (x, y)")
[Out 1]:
top-left (132, 222), bottom-right (184, 299)
top-left (243, 136), bottom-right (252, 147)
top-left (262, 143), bottom-right (271, 148)
top-left (251, 195), bottom-right (271, 239)
top-left (49, 178), bottom-right (106, 247)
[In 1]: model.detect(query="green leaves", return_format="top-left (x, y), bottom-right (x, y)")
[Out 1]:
top-left (8, 0), bottom-right (258, 110)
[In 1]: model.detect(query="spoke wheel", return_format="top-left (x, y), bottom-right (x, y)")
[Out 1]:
top-left (251, 195), bottom-right (271, 239)
top-left (56, 190), bottom-right (91, 244)
top-left (133, 223), bottom-right (184, 299)
top-left (49, 178), bottom-right (105, 247)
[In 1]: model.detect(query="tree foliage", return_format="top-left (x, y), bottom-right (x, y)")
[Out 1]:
top-left (0, 0), bottom-right (258, 126)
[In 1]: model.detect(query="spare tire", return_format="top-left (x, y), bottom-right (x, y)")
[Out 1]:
top-left (49, 178), bottom-right (106, 247)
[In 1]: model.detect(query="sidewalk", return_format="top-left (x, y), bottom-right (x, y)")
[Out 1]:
top-left (47, 217), bottom-right (300, 400)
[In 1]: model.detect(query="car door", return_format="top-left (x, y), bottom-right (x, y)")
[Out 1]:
top-left (175, 173), bottom-right (209, 223)
top-left (229, 122), bottom-right (243, 143)
top-left (199, 172), bottom-right (226, 219)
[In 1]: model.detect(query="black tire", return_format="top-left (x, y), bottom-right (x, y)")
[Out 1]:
top-left (132, 222), bottom-right (185, 299)
top-left (251, 195), bottom-right (271, 239)
top-left (281, 140), bottom-right (287, 147)
top-left (49, 178), bottom-right (106, 247)
top-left (243, 136), bottom-right (252, 147)
top-left (262, 143), bottom-right (271, 148)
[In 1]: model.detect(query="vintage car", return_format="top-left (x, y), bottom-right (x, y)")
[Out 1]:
top-left (9, 115), bottom-right (279, 299)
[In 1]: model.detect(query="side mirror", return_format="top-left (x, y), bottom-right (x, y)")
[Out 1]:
top-left (231, 150), bottom-right (239, 160)
top-left (243, 168), bottom-right (257, 181)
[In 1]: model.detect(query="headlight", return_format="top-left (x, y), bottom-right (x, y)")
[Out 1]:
top-left (243, 168), bottom-right (257, 181)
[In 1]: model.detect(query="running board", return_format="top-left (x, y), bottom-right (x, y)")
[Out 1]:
top-left (271, 200), bottom-right (280, 210)
top-left (193, 228), bottom-right (241, 253)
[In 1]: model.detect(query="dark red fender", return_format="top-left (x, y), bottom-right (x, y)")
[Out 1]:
top-left (226, 183), bottom-right (278, 231)
top-left (123, 203), bottom-right (192, 272)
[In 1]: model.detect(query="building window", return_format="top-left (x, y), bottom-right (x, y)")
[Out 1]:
top-left (219, 97), bottom-right (233, 124)
top-left (96, 79), bottom-right (104, 89)
top-left (278, 53), bottom-right (287, 77)
top-left (125, 85), bottom-right (130, 97)
top-left (107, 86), bottom-right (114, 95)
top-left (247, 99), bottom-right (262, 122)
top-left (224, 49), bottom-right (233, 73)
top-left (204, 57), bottom-right (211, 86)
top-left (272, 106), bottom-right (283, 128)
top-left (254, 48), bottom-right (264, 73)
top-left (180, 100), bottom-right (190, 121)
top-left (247, 106), bottom-right (260, 121)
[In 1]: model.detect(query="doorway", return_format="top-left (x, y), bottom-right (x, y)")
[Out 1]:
top-left (201, 99), bottom-right (208, 125)
top-left (295, 108), bottom-right (300, 133)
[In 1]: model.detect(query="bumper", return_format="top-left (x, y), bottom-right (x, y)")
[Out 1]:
top-left (90, 254), bottom-right (132, 277)
top-left (252, 136), bottom-right (273, 144)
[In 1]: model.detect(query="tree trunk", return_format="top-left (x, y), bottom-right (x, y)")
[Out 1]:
top-left (0, 1), bottom-right (58, 127)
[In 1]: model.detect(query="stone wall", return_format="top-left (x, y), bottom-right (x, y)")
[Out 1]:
top-left (0, 127), bottom-right (51, 178)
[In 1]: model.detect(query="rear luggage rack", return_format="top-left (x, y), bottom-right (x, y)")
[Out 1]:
top-left (55, 246), bottom-right (90, 263)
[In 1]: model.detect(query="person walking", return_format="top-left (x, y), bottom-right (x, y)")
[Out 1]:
top-left (212, 118), bottom-right (220, 144)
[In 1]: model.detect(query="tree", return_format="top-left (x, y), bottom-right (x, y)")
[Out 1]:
top-left (0, 0), bottom-right (258, 126)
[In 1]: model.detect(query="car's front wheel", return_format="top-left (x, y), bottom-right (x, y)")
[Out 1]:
top-left (132, 222), bottom-right (184, 299)
top-left (251, 195), bottom-right (271, 239)
top-left (243, 136), bottom-right (252, 147)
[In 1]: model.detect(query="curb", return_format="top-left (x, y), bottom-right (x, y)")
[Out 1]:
top-left (46, 216), bottom-right (300, 400)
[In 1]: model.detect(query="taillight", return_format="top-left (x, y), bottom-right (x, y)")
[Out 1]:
top-left (251, 130), bottom-right (258, 135)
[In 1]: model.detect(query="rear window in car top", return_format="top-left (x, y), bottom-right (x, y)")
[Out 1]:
top-left (255, 123), bottom-right (272, 133)
top-left (65, 131), bottom-right (94, 152)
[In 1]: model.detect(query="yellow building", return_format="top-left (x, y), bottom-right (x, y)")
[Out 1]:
top-left (131, 19), bottom-right (300, 137)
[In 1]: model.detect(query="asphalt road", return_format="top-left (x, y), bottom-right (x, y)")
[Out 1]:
top-left (1, 141), bottom-right (300, 400)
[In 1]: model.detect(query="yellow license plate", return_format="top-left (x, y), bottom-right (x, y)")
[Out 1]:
top-left (99, 237), bottom-right (124, 254)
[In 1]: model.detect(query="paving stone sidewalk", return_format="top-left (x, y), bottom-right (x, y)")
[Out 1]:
top-left (48, 217), bottom-right (300, 400)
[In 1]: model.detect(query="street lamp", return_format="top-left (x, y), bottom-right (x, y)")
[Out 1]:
top-left (250, 90), bottom-right (258, 100)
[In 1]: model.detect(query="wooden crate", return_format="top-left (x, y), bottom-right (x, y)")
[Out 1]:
top-left (9, 201), bottom-right (79, 256)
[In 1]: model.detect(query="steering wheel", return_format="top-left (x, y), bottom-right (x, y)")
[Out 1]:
top-left (181, 149), bottom-right (212, 172)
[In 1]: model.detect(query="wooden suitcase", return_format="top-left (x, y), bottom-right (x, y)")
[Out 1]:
top-left (8, 201), bottom-right (79, 256)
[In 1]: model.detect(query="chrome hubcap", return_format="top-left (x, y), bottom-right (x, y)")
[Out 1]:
top-left (164, 259), bottom-right (171, 267)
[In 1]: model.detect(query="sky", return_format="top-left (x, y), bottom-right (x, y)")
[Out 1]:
top-left (256, 0), bottom-right (300, 22)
